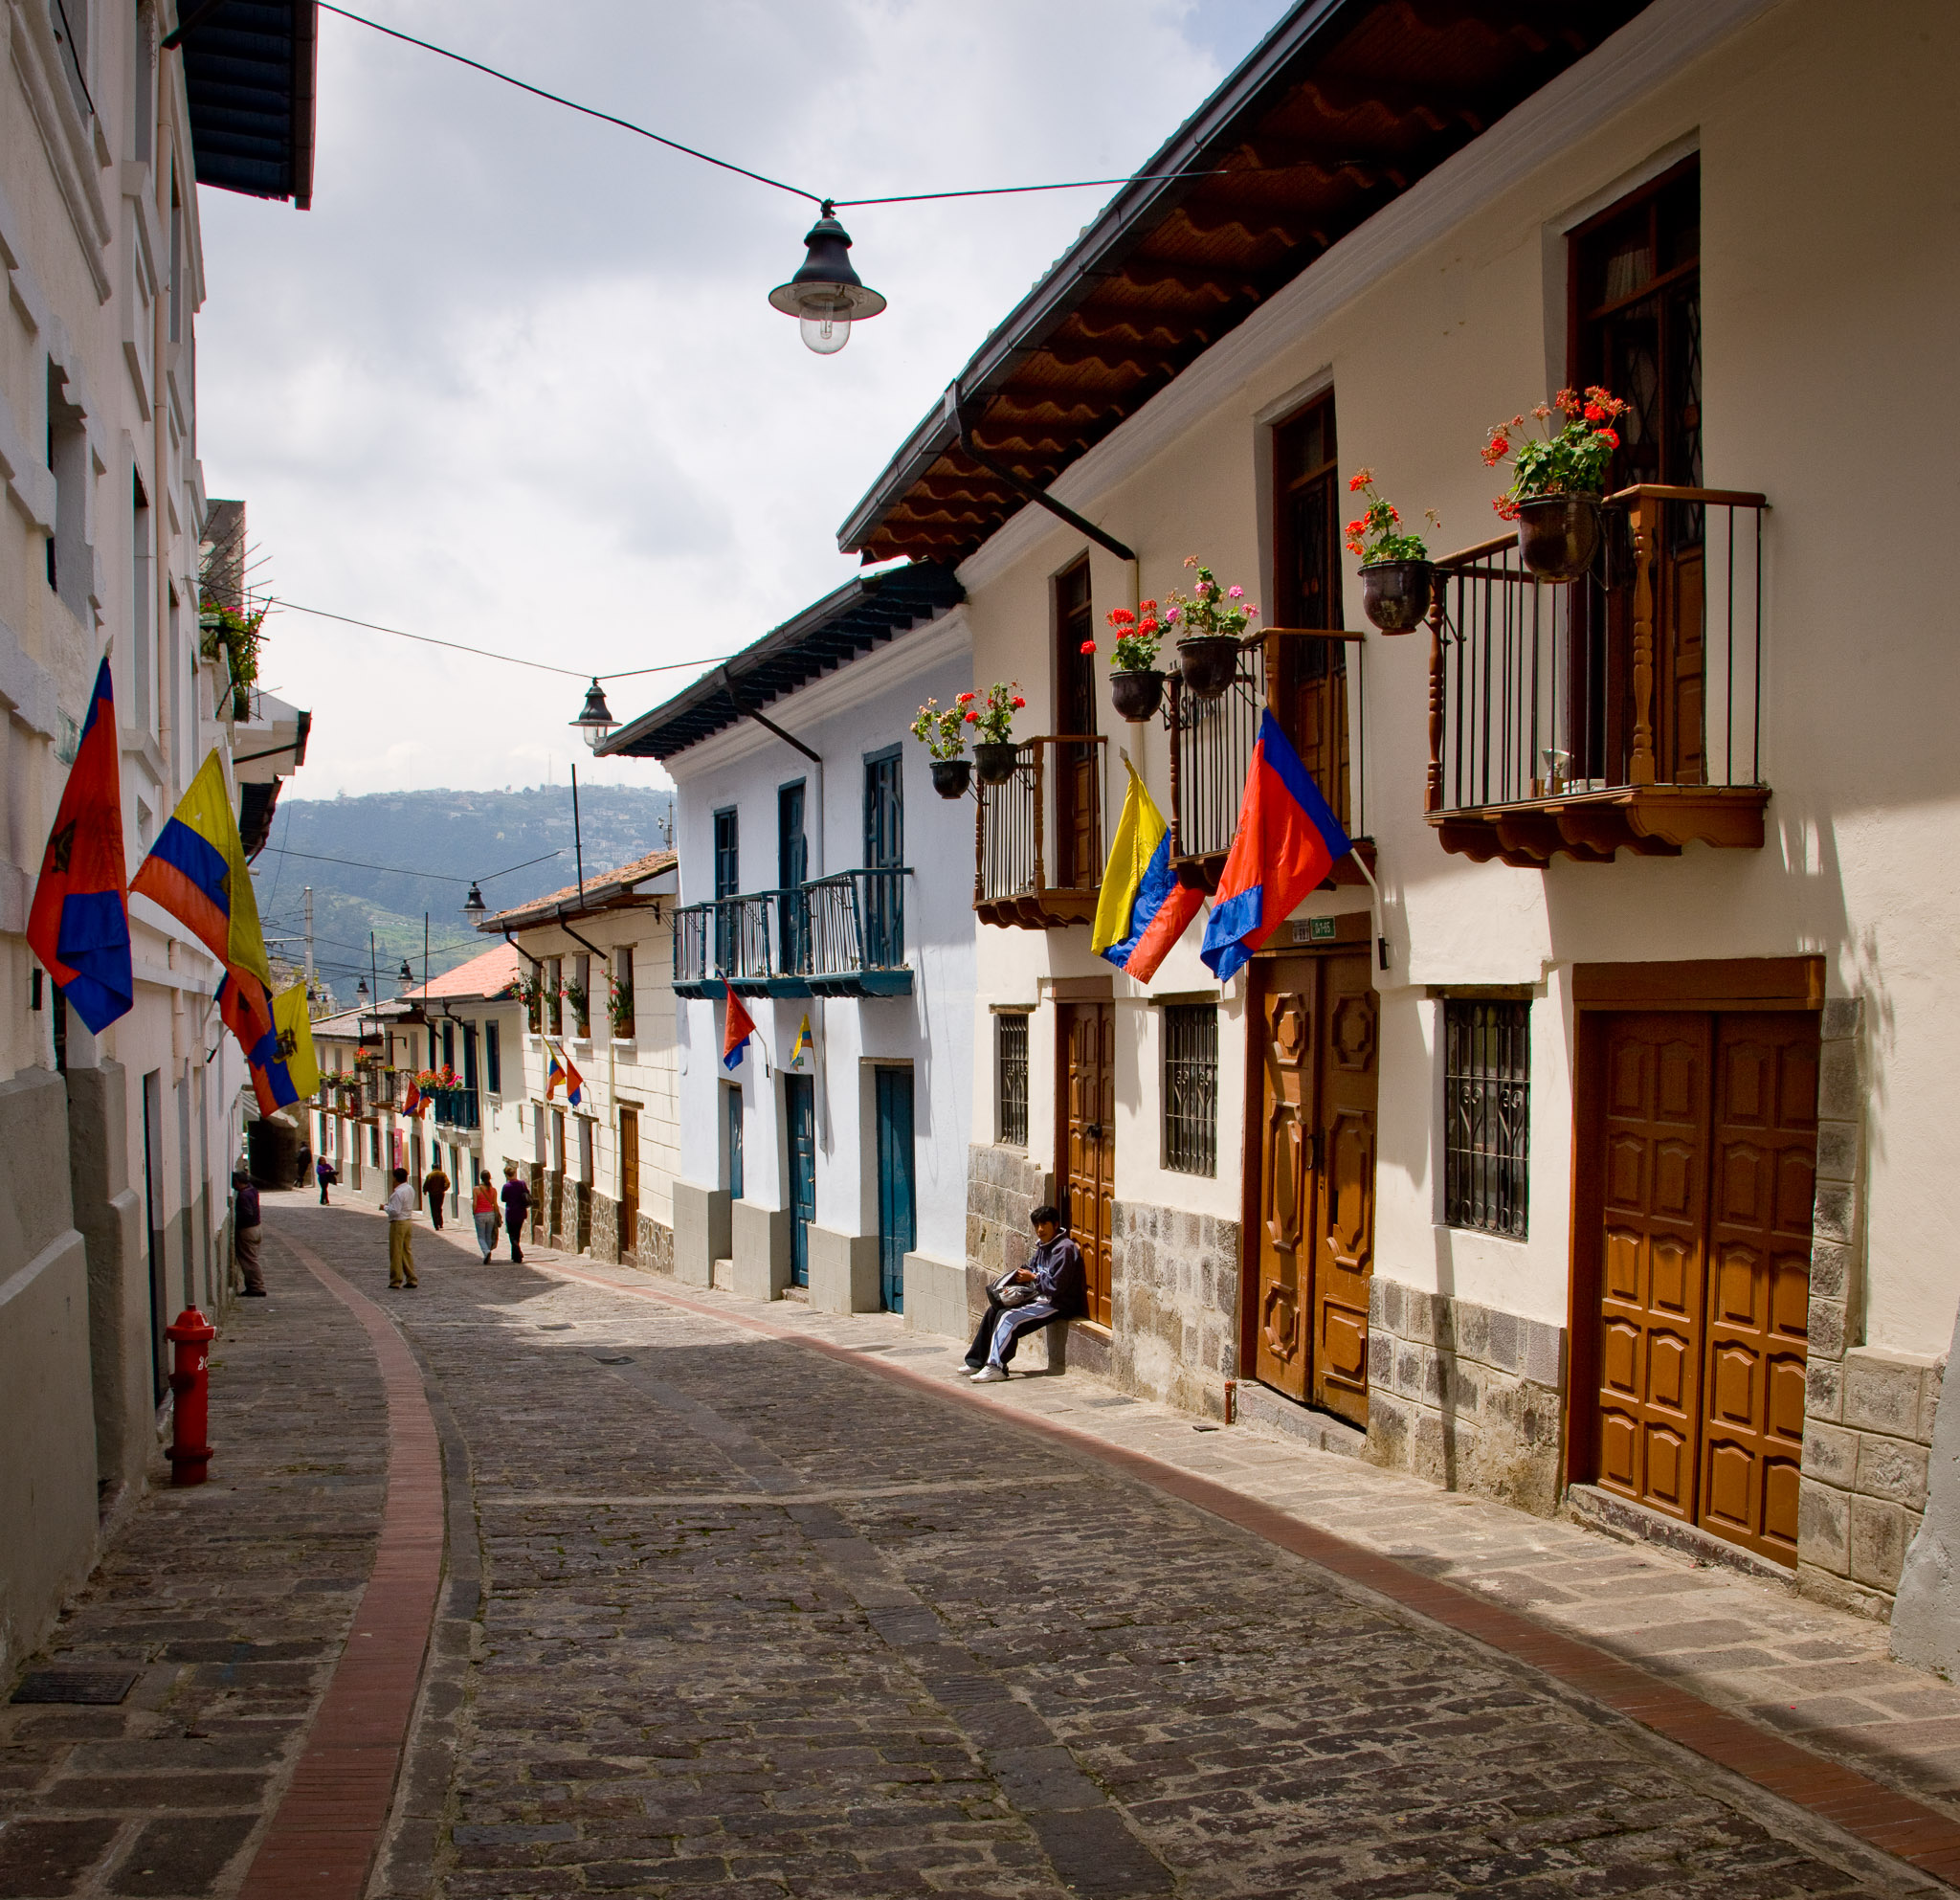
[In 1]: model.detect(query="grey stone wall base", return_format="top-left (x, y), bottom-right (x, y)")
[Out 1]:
top-left (902, 1251), bottom-right (968, 1344)
top-left (966, 1143), bottom-right (1048, 1303)
top-left (1111, 1200), bottom-right (1239, 1418)
top-left (1235, 1381), bottom-right (1368, 1457)
top-left (589, 1190), bottom-right (621, 1264)
top-left (731, 1200), bottom-right (790, 1298)
top-left (672, 1181), bottom-right (730, 1287)
top-left (1365, 1280), bottom-right (1566, 1516)
top-left (1801, 1561), bottom-right (1897, 1624)
top-left (733, 1244), bottom-right (791, 1304)
top-left (635, 1215), bottom-right (675, 1278)
top-left (809, 1225), bottom-right (880, 1315)
top-left (1891, 1301), bottom-right (1960, 1673)
top-left (64, 1062), bottom-right (148, 1499)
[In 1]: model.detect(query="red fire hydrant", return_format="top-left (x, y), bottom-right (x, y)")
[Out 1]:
top-left (166, 1308), bottom-right (217, 1487)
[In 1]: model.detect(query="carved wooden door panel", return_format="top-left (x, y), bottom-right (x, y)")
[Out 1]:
top-left (1254, 957), bottom-right (1317, 1402)
top-left (1060, 1002), bottom-right (1114, 1327)
top-left (1700, 1013), bottom-right (1816, 1561)
top-left (1312, 950), bottom-right (1377, 1426)
top-left (1596, 1013), bottom-right (1712, 1522)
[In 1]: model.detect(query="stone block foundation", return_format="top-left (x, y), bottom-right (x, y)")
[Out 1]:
top-left (1364, 1281), bottom-right (1566, 1518)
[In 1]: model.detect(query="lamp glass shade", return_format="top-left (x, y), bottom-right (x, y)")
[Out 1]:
top-left (768, 212), bottom-right (886, 335)
top-left (571, 678), bottom-right (615, 749)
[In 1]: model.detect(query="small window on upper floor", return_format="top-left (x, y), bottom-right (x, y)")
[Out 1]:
top-left (485, 1021), bottom-right (501, 1095)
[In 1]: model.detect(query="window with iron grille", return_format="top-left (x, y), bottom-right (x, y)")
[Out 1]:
top-left (1443, 1000), bottom-right (1529, 1238)
top-left (1164, 1004), bottom-right (1217, 1176)
top-left (996, 1013), bottom-right (1029, 1148)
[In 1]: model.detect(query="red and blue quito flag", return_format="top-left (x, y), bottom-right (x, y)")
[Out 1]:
top-left (723, 986), bottom-right (757, 1071)
top-left (1200, 709), bottom-right (1352, 983)
top-left (27, 659), bottom-right (133, 1033)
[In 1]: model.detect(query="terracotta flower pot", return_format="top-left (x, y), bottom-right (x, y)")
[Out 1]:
top-left (1359, 559), bottom-right (1435, 634)
top-left (972, 741), bottom-right (1020, 785)
top-left (1515, 495), bottom-right (1602, 583)
top-left (1176, 635), bottom-right (1244, 700)
top-left (1108, 668), bottom-right (1167, 724)
top-left (929, 757), bottom-right (972, 799)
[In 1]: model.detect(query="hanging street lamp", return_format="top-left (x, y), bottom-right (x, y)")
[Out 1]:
top-left (570, 678), bottom-right (616, 750)
top-left (768, 202), bottom-right (886, 354)
top-left (462, 882), bottom-right (488, 917)
top-left (398, 959), bottom-right (415, 992)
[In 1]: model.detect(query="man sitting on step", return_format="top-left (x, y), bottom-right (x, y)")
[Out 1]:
top-left (966, 1204), bottom-right (1085, 1382)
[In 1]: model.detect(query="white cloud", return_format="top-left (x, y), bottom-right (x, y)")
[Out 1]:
top-left (195, 0), bottom-right (1278, 795)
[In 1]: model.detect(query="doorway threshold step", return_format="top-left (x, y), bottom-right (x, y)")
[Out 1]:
top-left (1235, 1382), bottom-right (1367, 1458)
top-left (1563, 1483), bottom-right (1794, 1588)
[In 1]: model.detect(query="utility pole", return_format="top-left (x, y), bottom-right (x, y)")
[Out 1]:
top-left (302, 885), bottom-right (315, 988)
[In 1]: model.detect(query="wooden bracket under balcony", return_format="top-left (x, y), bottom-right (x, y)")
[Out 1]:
top-left (1428, 785), bottom-right (1771, 867)
top-left (975, 887), bottom-right (1100, 930)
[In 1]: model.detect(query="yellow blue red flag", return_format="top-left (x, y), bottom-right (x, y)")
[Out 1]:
top-left (546, 1041), bottom-right (585, 1106)
top-left (244, 981), bottom-right (321, 1115)
top-left (1091, 759), bottom-right (1204, 982)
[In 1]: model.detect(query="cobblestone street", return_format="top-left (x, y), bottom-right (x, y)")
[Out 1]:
top-left (6, 1195), bottom-right (1960, 1897)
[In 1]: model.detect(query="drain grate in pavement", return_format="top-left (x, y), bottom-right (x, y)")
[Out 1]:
top-left (593, 1355), bottom-right (634, 1365)
top-left (12, 1667), bottom-right (141, 1705)
top-left (537, 1324), bottom-right (575, 1331)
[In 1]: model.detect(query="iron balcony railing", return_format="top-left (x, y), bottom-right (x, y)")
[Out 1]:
top-left (1427, 485), bottom-right (1769, 862)
top-left (1168, 634), bottom-right (1369, 890)
top-left (429, 1086), bottom-right (480, 1131)
top-left (974, 734), bottom-right (1105, 928)
top-left (673, 870), bottom-right (912, 996)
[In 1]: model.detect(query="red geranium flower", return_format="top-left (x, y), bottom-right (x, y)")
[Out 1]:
top-left (956, 692), bottom-right (975, 704)
top-left (1599, 427), bottom-right (1619, 449)
top-left (1080, 640), bottom-right (1096, 656)
top-left (1583, 402), bottom-right (1607, 423)
top-left (1012, 696), bottom-right (1025, 709)
top-left (964, 710), bottom-right (979, 723)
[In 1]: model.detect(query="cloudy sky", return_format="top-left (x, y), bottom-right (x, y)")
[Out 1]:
top-left (195, 0), bottom-right (1285, 797)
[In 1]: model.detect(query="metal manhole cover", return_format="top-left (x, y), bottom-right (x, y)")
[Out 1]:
top-left (12, 1667), bottom-right (140, 1705)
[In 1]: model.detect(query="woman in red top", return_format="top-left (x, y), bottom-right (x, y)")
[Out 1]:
top-left (471, 1173), bottom-right (499, 1263)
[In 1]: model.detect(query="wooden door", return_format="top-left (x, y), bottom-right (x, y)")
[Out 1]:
top-left (618, 1106), bottom-right (639, 1246)
top-left (1597, 1013), bottom-right (1712, 1521)
top-left (1700, 1015), bottom-right (1815, 1561)
top-left (1055, 560), bottom-right (1098, 889)
top-left (1313, 952), bottom-right (1378, 1423)
top-left (1251, 950), bottom-right (1378, 1420)
top-left (1059, 1002), bottom-right (1114, 1327)
top-left (1591, 1008), bottom-right (1815, 1561)
top-left (1253, 957), bottom-right (1317, 1401)
top-left (786, 1075), bottom-right (815, 1287)
top-left (875, 1068), bottom-right (916, 1315)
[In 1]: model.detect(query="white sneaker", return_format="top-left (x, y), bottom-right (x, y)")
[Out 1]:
top-left (971, 1365), bottom-right (1008, 1383)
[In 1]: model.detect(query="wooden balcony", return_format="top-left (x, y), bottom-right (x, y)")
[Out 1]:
top-left (975, 735), bottom-right (1105, 929)
top-left (1169, 633), bottom-right (1375, 893)
top-left (1427, 486), bottom-right (1770, 866)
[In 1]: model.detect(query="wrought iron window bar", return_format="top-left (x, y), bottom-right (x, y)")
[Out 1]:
top-left (1163, 1002), bottom-right (1218, 1176)
top-left (1427, 484), bottom-right (1769, 864)
top-left (1443, 998), bottom-right (1528, 1239)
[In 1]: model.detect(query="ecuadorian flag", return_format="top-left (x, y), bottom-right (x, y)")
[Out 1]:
top-left (131, 749), bottom-right (274, 1046)
top-left (546, 1042), bottom-right (585, 1107)
top-left (244, 981), bottom-right (321, 1115)
top-left (1091, 760), bottom-right (1205, 982)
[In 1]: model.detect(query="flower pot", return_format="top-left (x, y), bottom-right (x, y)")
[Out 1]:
top-left (930, 757), bottom-right (972, 799)
top-left (1359, 559), bottom-right (1435, 634)
top-left (1176, 636), bottom-right (1244, 700)
top-left (1108, 668), bottom-right (1167, 724)
top-left (972, 741), bottom-right (1020, 785)
top-left (1515, 495), bottom-right (1601, 583)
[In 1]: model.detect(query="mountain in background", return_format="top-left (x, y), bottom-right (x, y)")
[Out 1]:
top-left (252, 783), bottom-right (674, 1007)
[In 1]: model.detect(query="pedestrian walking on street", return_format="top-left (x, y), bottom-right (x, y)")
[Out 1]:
top-left (385, 1167), bottom-right (419, 1288)
top-left (295, 1141), bottom-right (312, 1190)
top-left (422, 1162), bottom-right (450, 1231)
top-left (316, 1154), bottom-right (335, 1204)
top-left (233, 1173), bottom-right (266, 1296)
top-left (500, 1159), bottom-right (529, 1264)
top-left (966, 1204), bottom-right (1083, 1380)
top-left (472, 1172), bottom-right (500, 1263)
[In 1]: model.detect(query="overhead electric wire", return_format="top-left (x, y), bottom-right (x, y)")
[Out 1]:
top-left (264, 599), bottom-right (733, 683)
top-left (316, 3), bottom-right (1260, 215)
top-left (254, 845), bottom-right (565, 883)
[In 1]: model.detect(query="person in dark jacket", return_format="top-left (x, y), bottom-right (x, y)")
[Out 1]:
top-left (233, 1173), bottom-right (266, 1296)
top-left (422, 1163), bottom-right (450, 1230)
top-left (500, 1160), bottom-right (530, 1264)
top-left (295, 1142), bottom-right (312, 1190)
top-left (966, 1204), bottom-right (1085, 1381)
top-left (317, 1154), bottom-right (335, 1204)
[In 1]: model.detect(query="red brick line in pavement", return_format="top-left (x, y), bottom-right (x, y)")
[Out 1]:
top-left (236, 1229), bottom-right (446, 1900)
top-left (541, 1260), bottom-right (1960, 1891)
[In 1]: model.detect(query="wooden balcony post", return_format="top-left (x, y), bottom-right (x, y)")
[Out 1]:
top-left (1630, 493), bottom-right (1658, 787)
top-left (1425, 584), bottom-right (1445, 814)
top-left (1167, 676), bottom-right (1184, 854)
top-left (1030, 741), bottom-right (1047, 897)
